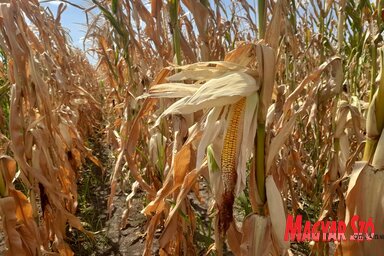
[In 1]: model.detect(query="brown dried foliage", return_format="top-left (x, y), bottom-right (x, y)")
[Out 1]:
top-left (0, 0), bottom-right (101, 255)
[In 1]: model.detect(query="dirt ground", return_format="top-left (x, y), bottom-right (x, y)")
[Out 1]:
top-left (70, 179), bottom-right (151, 256)
top-left (67, 136), bottom-right (156, 256)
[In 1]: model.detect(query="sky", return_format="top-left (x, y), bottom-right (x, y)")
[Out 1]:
top-left (39, 0), bottom-right (94, 50)
top-left (39, 0), bottom-right (238, 51)
top-left (38, 0), bottom-right (236, 63)
top-left (40, 0), bottom-right (376, 51)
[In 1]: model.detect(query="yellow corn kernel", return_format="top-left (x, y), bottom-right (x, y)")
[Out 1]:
top-left (221, 97), bottom-right (246, 193)
top-left (219, 97), bottom-right (246, 236)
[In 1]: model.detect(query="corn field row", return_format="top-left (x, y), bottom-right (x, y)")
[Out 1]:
top-left (0, 0), bottom-right (383, 255)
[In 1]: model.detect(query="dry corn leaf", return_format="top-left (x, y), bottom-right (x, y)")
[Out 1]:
top-left (174, 143), bottom-right (195, 186)
top-left (236, 93), bottom-right (259, 195)
top-left (240, 214), bottom-right (273, 256)
top-left (266, 114), bottom-right (296, 172)
top-left (266, 175), bottom-right (290, 253)
top-left (155, 72), bottom-right (258, 119)
top-left (142, 170), bottom-right (173, 215)
top-left (197, 107), bottom-right (225, 169)
top-left (265, 0), bottom-right (282, 50)
top-left (283, 57), bottom-right (341, 114)
top-left (181, 0), bottom-right (209, 37)
top-left (0, 197), bottom-right (26, 256)
top-left (227, 222), bottom-right (243, 255)
top-left (257, 45), bottom-right (275, 122)
top-left (147, 83), bottom-right (199, 98)
top-left (163, 166), bottom-right (205, 230)
top-left (142, 125), bottom-right (201, 216)
top-left (342, 163), bottom-right (384, 255)
top-left (0, 156), bottom-right (40, 255)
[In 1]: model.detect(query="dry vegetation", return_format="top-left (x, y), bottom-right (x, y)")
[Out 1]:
top-left (0, 0), bottom-right (384, 255)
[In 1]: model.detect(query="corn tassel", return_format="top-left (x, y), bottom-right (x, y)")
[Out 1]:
top-left (219, 97), bottom-right (246, 236)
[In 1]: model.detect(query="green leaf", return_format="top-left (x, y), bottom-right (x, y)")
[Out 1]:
top-left (207, 144), bottom-right (219, 173)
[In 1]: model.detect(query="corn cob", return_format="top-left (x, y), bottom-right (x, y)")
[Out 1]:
top-left (219, 97), bottom-right (246, 236)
